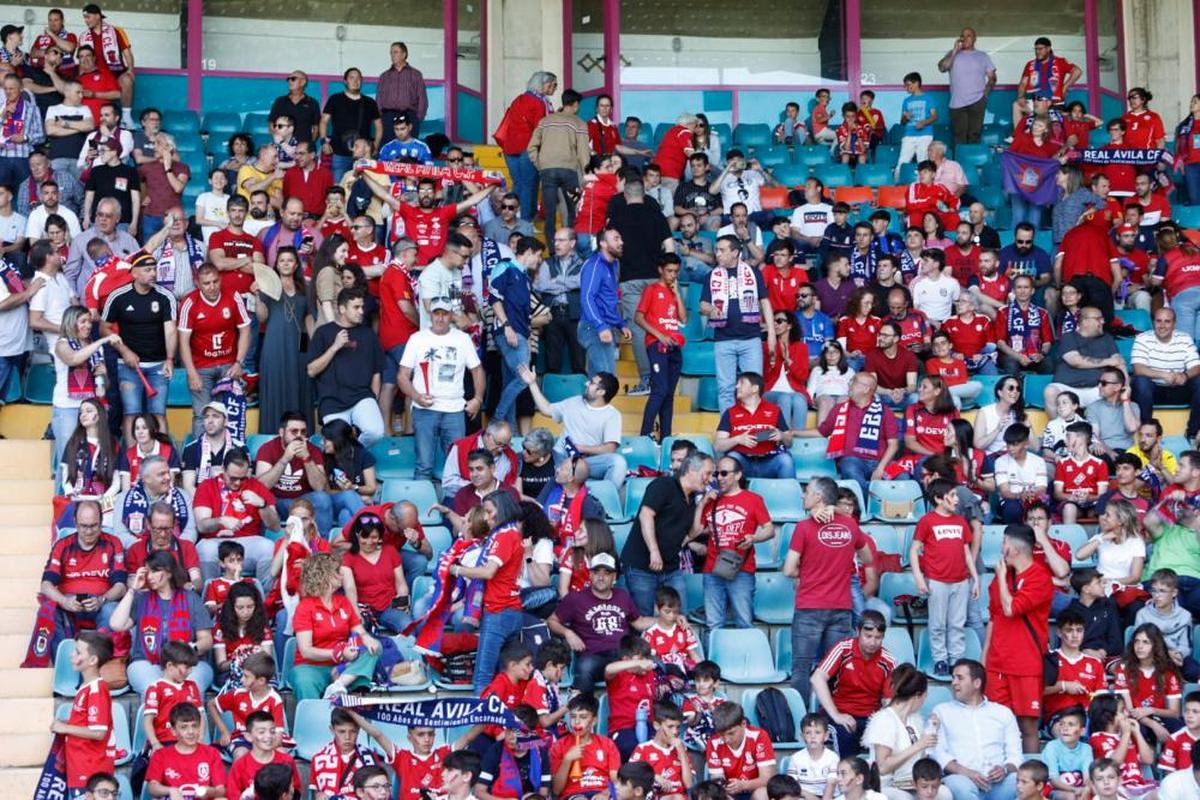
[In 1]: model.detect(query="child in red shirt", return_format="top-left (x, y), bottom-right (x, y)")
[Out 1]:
top-left (52, 632), bottom-right (115, 792)
top-left (909, 479), bottom-right (979, 678)
top-left (634, 255), bottom-right (687, 438)
top-left (835, 102), bottom-right (872, 166)
top-left (1160, 692), bottom-right (1200, 773)
top-left (630, 701), bottom-right (694, 800)
top-left (203, 540), bottom-right (255, 613)
top-left (705, 702), bottom-right (777, 799)
top-left (1042, 610), bottom-right (1107, 723)
top-left (550, 694), bottom-right (621, 798)
top-left (478, 641), bottom-right (534, 745)
top-left (642, 587), bottom-right (702, 673)
top-left (606, 635), bottom-right (660, 760)
top-left (1087, 693), bottom-right (1157, 796)
top-left (209, 651), bottom-right (289, 760)
top-left (142, 640), bottom-right (203, 751)
top-left (311, 707), bottom-right (394, 800)
top-left (392, 727), bottom-right (452, 800)
top-left (1053, 422), bottom-right (1110, 525)
top-left (522, 639), bottom-right (571, 736)
top-left (145, 703), bottom-right (227, 798)
top-left (1114, 624), bottom-right (1184, 746)
top-left (226, 711), bottom-right (303, 800)
top-left (682, 660), bottom-right (726, 750)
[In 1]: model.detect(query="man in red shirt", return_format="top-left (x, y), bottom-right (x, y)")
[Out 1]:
top-left (653, 114), bottom-right (698, 192)
top-left (346, 214), bottom-right (389, 294)
top-left (966, 249), bottom-right (1010, 320)
top-left (446, 488), bottom-right (526, 692)
top-left (207, 194), bottom-right (264, 379)
top-left (943, 293), bottom-right (997, 364)
top-left (865, 320), bottom-right (920, 409)
top-left (1055, 210), bottom-right (1120, 321)
top-left (369, 175), bottom-right (491, 263)
top-left (714, 372), bottom-right (794, 479)
top-left (193, 448), bottom-right (279, 585)
top-left (704, 702), bottom-right (776, 798)
top-left (177, 263), bottom-right (250, 438)
top-left (1018, 37), bottom-right (1081, 108)
top-left (377, 238), bottom-right (419, 435)
top-left (124, 502), bottom-right (202, 585)
top-left (281, 140), bottom-right (333, 216)
top-left (984, 524), bottom-right (1055, 752)
top-left (699, 457), bottom-right (773, 633)
top-left (74, 45), bottom-right (119, 123)
top-left (810, 611), bottom-right (896, 757)
top-left (944, 221), bottom-right (982, 288)
top-left (994, 274), bottom-right (1054, 376)
top-left (255, 410), bottom-right (331, 533)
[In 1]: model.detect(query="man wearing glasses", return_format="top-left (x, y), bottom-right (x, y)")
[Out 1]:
top-left (281, 141), bottom-right (333, 217)
top-left (483, 191), bottom-right (535, 244)
top-left (236, 143), bottom-right (285, 210)
top-left (268, 70), bottom-right (320, 143)
top-left (997, 222), bottom-right (1053, 303)
top-left (1044, 307), bottom-right (1125, 416)
top-left (194, 448), bottom-right (280, 585)
top-left (536, 227), bottom-right (587, 374)
top-left (794, 285), bottom-right (834, 363)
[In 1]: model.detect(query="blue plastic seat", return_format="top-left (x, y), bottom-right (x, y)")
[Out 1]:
top-left (695, 377), bottom-right (720, 412)
top-left (175, 133), bottom-right (204, 155)
top-left (541, 373), bottom-right (587, 403)
top-left (754, 530), bottom-right (782, 570)
top-left (1115, 308), bottom-right (1151, 332)
top-left (610, 521), bottom-right (632, 556)
top-left (773, 627), bottom-right (792, 677)
top-left (1164, 436), bottom-right (1193, 456)
top-left (1174, 206), bottom-right (1200, 229)
top-left (165, 368), bottom-right (191, 407)
top-left (379, 480), bottom-right (440, 524)
top-left (369, 437), bottom-right (417, 480)
top-left (585, 479), bottom-right (628, 523)
top-left (23, 361), bottom-right (55, 404)
top-left (796, 145), bottom-right (830, 167)
top-left (53, 638), bottom-right (80, 696)
top-left (755, 145), bottom-right (790, 168)
top-left (772, 163), bottom-right (810, 187)
top-left (202, 111), bottom-right (242, 135)
top-left (681, 340), bottom-right (716, 376)
top-left (117, 774), bottom-right (133, 800)
top-left (163, 109), bottom-right (200, 134)
top-left (971, 184), bottom-right (1004, 212)
top-left (878, 573), bottom-right (926, 621)
top-left (979, 524), bottom-right (1006, 569)
top-left (659, 435), bottom-right (714, 470)
top-left (884, 626), bottom-right (916, 666)
top-left (623, 476), bottom-right (654, 520)
top-left (130, 702), bottom-right (148, 755)
top-left (1022, 374), bottom-right (1053, 409)
top-left (977, 159), bottom-right (1003, 187)
top-left (741, 688), bottom-right (805, 747)
top-left (836, 480), bottom-right (865, 513)
top-left (971, 374), bottom-right (1004, 407)
top-left (733, 123), bottom-right (772, 148)
top-left (867, 480), bottom-right (926, 523)
top-left (244, 112), bottom-right (272, 138)
top-left (1116, 338), bottom-right (1133, 365)
top-left (752, 572), bottom-right (795, 624)
top-left (855, 163), bottom-right (893, 187)
top-left (921, 683), bottom-right (954, 716)
top-left (294, 698), bottom-right (366, 761)
top-left (280, 637), bottom-right (296, 690)
top-left (707, 628), bottom-right (787, 684)
top-left (246, 433), bottom-right (274, 460)
top-left (423, 525), bottom-right (452, 568)
top-left (954, 144), bottom-right (990, 167)
top-left (619, 436), bottom-right (659, 473)
top-left (748, 478), bottom-right (805, 522)
top-left (1049, 523), bottom-right (1092, 567)
top-left (916, 627), bottom-right (982, 677)
top-left (813, 163), bottom-right (853, 188)
top-left (791, 437), bottom-right (836, 481)
top-left (862, 524), bottom-right (904, 563)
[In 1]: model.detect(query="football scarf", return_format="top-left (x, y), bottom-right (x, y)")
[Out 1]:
top-left (1005, 300), bottom-right (1045, 353)
top-left (825, 398), bottom-right (885, 460)
top-left (404, 536), bottom-right (487, 656)
top-left (454, 433), bottom-right (518, 488)
top-left (355, 159), bottom-right (504, 186)
top-left (121, 484), bottom-right (190, 538)
top-left (22, 593), bottom-right (69, 668)
top-left (333, 693), bottom-right (525, 728)
top-left (32, 735), bottom-right (68, 800)
top-left (706, 261), bottom-right (760, 328)
top-left (140, 590), bottom-right (193, 664)
top-left (1078, 148), bottom-right (1167, 166)
top-left (65, 337), bottom-right (102, 400)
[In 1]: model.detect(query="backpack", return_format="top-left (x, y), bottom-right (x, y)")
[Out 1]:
top-left (753, 687), bottom-right (795, 743)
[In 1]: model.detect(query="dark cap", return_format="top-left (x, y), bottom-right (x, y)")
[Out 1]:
top-left (0, 25), bottom-right (23, 41)
top-left (82, 3), bottom-right (105, 16)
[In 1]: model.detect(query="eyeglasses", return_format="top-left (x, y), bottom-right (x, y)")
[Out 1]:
top-left (287, 76), bottom-right (302, 83)
top-left (797, 292), bottom-right (813, 299)
top-left (715, 469), bottom-right (738, 477)
top-left (362, 784), bottom-right (391, 792)
top-left (274, 124), bottom-right (290, 129)
top-left (1098, 379), bottom-right (1122, 386)
top-left (1015, 238), bottom-right (1033, 245)
top-left (447, 157), bottom-right (463, 163)
top-left (502, 204), bottom-right (519, 211)
top-left (773, 317), bottom-right (789, 324)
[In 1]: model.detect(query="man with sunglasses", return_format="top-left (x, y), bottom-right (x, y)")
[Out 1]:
top-left (268, 70), bottom-right (320, 143)
top-left (194, 448), bottom-right (280, 585)
top-left (810, 610), bottom-right (895, 758)
top-left (997, 222), bottom-right (1052, 298)
top-left (441, 419), bottom-right (518, 504)
top-left (483, 191), bottom-right (535, 244)
top-left (794, 284), bottom-right (834, 363)
top-left (281, 141), bottom-right (333, 217)
top-left (320, 66), bottom-right (382, 182)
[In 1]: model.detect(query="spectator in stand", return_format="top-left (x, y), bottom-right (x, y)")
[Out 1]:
top-left (1123, 87), bottom-right (1166, 150)
top-left (937, 28), bottom-right (996, 144)
top-left (1007, 117), bottom-right (1067, 227)
top-left (1176, 94), bottom-right (1200, 203)
top-left (177, 263), bottom-right (249, 438)
top-left (763, 310), bottom-right (811, 429)
top-left (124, 502), bottom-right (201, 586)
top-left (578, 227), bottom-right (630, 375)
top-left (440, 421), bottom-right (517, 504)
top-left (281, 141), bottom-right (333, 217)
top-left (789, 178), bottom-right (833, 254)
top-left (866, 321), bottom-right (920, 410)
top-left (536, 227), bottom-right (587, 374)
top-left (783, 476), bottom-right (874, 706)
top-left (796, 284), bottom-right (835, 363)
top-left (587, 93), bottom-right (620, 156)
top-left (521, 367), bottom-right (627, 487)
top-left (865, 666), bottom-right (950, 800)
top-left (306, 288), bottom-right (385, 446)
top-left (320, 67), bottom-right (382, 180)
top-left (112, 453), bottom-right (193, 545)
top-left (804, 371), bottom-right (899, 496)
top-left (715, 371), bottom-right (794, 479)
top-left (376, 42), bottom-right (427, 139)
top-left (674, 154), bottom-right (722, 234)
top-left (635, 253), bottom-right (687, 437)
top-left (194, 448), bottom-right (280, 585)
top-left (653, 113), bottom-right (698, 193)
top-left (43, 80), bottom-right (93, 180)
top-left (255, 411), bottom-right (332, 534)
top-left (990, 424), bottom-right (1049, 524)
top-left (527, 88), bottom-right (589, 242)
top-left (907, 161), bottom-right (960, 231)
top-left (57, 397), bottom-right (119, 520)
top-left (808, 340), bottom-right (855, 426)
top-left (1044, 307), bottom-right (1124, 416)
top-left (236, 144), bottom-right (284, 210)
top-left (1085, 368), bottom-right (1138, 457)
top-left (931, 659), bottom-right (1021, 799)
top-left (966, 203), bottom-right (1000, 249)
top-left (911, 249), bottom-right (961, 325)
top-left (896, 72), bottom-right (937, 180)
top-left (814, 253), bottom-right (854, 319)
top-left (702, 235), bottom-right (775, 414)
top-left (21, 151), bottom-right (83, 218)
top-left (928, 141), bottom-right (968, 198)
top-left (268, 71), bottom-right (319, 143)
top-left (993, 274), bottom-right (1053, 376)
top-left (495, 71), bottom-right (556, 221)
top-left (49, 306), bottom-right (111, 466)
top-left (811, 610), bottom-right (897, 758)
top-left (811, 88), bottom-right (836, 148)
top-left (762, 240), bottom-right (808, 315)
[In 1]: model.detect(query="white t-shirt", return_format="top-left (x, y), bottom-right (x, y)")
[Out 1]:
top-left (0, 273), bottom-right (31, 356)
top-left (416, 259), bottom-right (462, 330)
top-left (808, 366), bottom-right (855, 399)
top-left (397, 327), bottom-right (481, 413)
top-left (243, 216), bottom-right (273, 238)
top-left (195, 192), bottom-right (230, 245)
top-left (1097, 535), bottom-right (1146, 586)
top-left (518, 537), bottom-right (556, 589)
top-left (718, 169), bottom-right (766, 213)
top-left (973, 404), bottom-right (1016, 456)
top-left (992, 452), bottom-right (1049, 495)
top-left (790, 202), bottom-right (834, 238)
top-left (551, 396), bottom-right (621, 449)
top-left (1159, 768), bottom-right (1200, 800)
top-left (0, 209), bottom-right (28, 244)
top-left (786, 747), bottom-right (838, 797)
top-left (911, 273), bottom-right (961, 324)
top-left (864, 706), bottom-right (933, 790)
top-left (29, 271), bottom-right (74, 352)
top-left (26, 205), bottom-right (81, 240)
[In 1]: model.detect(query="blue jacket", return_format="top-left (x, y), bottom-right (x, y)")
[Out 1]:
top-left (580, 251), bottom-right (624, 330)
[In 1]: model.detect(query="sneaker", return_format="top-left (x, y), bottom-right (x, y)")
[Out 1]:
top-left (626, 381), bottom-right (651, 397)
top-left (322, 682), bottom-right (348, 700)
top-left (933, 660), bottom-right (950, 678)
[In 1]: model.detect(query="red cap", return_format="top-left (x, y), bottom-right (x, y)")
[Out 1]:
top-left (1116, 224), bottom-right (1137, 235)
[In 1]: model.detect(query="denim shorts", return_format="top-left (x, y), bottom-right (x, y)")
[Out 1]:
top-left (117, 361), bottom-right (168, 415)
top-left (383, 343), bottom-right (407, 386)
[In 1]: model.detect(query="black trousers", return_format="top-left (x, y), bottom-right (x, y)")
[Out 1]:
top-left (542, 307), bottom-right (586, 374)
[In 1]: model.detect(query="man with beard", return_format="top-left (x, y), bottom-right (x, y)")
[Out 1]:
top-left (868, 255), bottom-right (904, 313)
top-left (998, 221), bottom-right (1053, 302)
top-left (795, 283), bottom-right (834, 363)
top-left (368, 173), bottom-right (491, 265)
top-left (1115, 223), bottom-right (1152, 311)
top-left (242, 190), bottom-right (273, 238)
top-left (236, 144), bottom-right (284, 210)
top-left (208, 195), bottom-right (265, 300)
top-left (579, 227), bottom-right (630, 375)
top-left (281, 140), bottom-right (332, 217)
top-left (259, 196), bottom-right (323, 269)
top-left (944, 220), bottom-right (982, 288)
top-left (966, 248), bottom-right (1010, 319)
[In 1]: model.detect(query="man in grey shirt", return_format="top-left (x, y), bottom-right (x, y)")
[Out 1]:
top-left (1045, 307), bottom-right (1125, 414)
top-left (1085, 367), bottom-right (1139, 456)
top-left (937, 27), bottom-right (997, 144)
top-left (535, 226), bottom-right (586, 374)
top-left (64, 196), bottom-right (140, 295)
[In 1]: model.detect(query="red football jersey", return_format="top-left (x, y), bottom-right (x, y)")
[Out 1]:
top-left (1042, 650), bottom-right (1106, 720)
top-left (705, 725), bottom-right (775, 782)
top-left (607, 669), bottom-right (657, 733)
top-left (1114, 662), bottom-right (1183, 711)
top-left (837, 315), bottom-right (882, 354)
top-left (65, 678), bottom-right (114, 788)
top-left (904, 406), bottom-right (956, 455)
top-left (972, 273), bottom-right (1011, 306)
top-left (203, 575), bottom-right (256, 609)
top-left (942, 314), bottom-right (995, 358)
top-left (44, 533), bottom-right (126, 596)
top-left (227, 751), bottom-right (302, 800)
top-left (215, 687), bottom-right (287, 737)
top-left (207, 229), bottom-right (262, 295)
top-left (391, 203), bottom-right (457, 262)
top-left (1090, 731), bottom-right (1154, 789)
top-left (631, 739), bottom-right (689, 795)
top-left (1054, 455), bottom-right (1109, 498)
top-left (1161, 727), bottom-right (1200, 772)
top-left (393, 745), bottom-right (451, 800)
top-left (144, 678), bottom-right (202, 745)
top-left (549, 733), bottom-right (621, 796)
top-left (642, 622), bottom-right (700, 671)
top-left (925, 356), bottom-right (969, 386)
top-left (635, 282), bottom-right (684, 347)
top-left (177, 289), bottom-right (251, 369)
top-left (815, 637), bottom-right (896, 718)
top-left (145, 742), bottom-right (227, 791)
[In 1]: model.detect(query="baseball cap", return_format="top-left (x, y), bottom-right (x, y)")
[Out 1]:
top-left (0, 25), bottom-right (24, 41)
top-left (1116, 224), bottom-right (1137, 235)
top-left (202, 400), bottom-right (228, 417)
top-left (393, 111), bottom-right (414, 126)
top-left (82, 3), bottom-right (105, 16)
top-left (588, 553), bottom-right (617, 572)
top-left (429, 297), bottom-right (454, 312)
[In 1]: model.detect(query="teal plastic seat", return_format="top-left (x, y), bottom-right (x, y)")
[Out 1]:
top-left (597, 693), bottom-right (610, 735)
top-left (619, 436), bottom-right (659, 472)
top-left (741, 688), bottom-right (805, 747)
top-left (423, 526), bottom-right (452, 570)
top-left (52, 638), bottom-right (80, 696)
top-left (954, 144), bottom-right (990, 167)
top-left (1116, 308), bottom-right (1150, 332)
top-left (247, 433), bottom-right (274, 459)
top-left (280, 637), bottom-right (296, 690)
top-left (772, 163), bottom-right (810, 187)
top-left (862, 524), bottom-right (904, 563)
top-left (867, 480), bottom-right (926, 523)
top-left (921, 683), bottom-right (954, 716)
top-left (796, 145), bottom-right (829, 167)
top-left (754, 530), bottom-right (781, 570)
top-left (755, 145), bottom-right (790, 167)
top-left (879, 573), bottom-right (926, 621)
top-left (773, 627), bottom-right (792, 677)
top-left (971, 374), bottom-right (1004, 407)
top-left (623, 476), bottom-right (653, 520)
top-left (883, 626), bottom-right (916, 666)
top-left (369, 437), bottom-right (417, 480)
top-left (1049, 523), bottom-right (1092, 566)
top-left (733, 123), bottom-right (772, 147)
top-left (855, 163), bottom-right (893, 187)
top-left (117, 775), bottom-right (133, 800)
top-left (244, 112), bottom-right (272, 138)
top-left (971, 184), bottom-right (1004, 211)
top-left (175, 132), bottom-right (204, 155)
top-left (695, 377), bottom-right (720, 412)
top-left (752, 572), bottom-right (795, 624)
top-left (23, 361), bottom-right (55, 403)
top-left (130, 703), bottom-right (148, 755)
top-left (610, 522), bottom-right (632, 555)
top-left (166, 369), bottom-right (192, 407)
top-left (379, 480), bottom-right (440, 524)
top-left (1116, 337), bottom-right (1133, 364)
top-left (791, 437), bottom-right (836, 481)
top-left (916, 627), bottom-right (982, 677)
top-left (897, 162), bottom-right (917, 184)
top-left (541, 373), bottom-right (587, 403)
top-left (681, 340), bottom-right (715, 376)
top-left (293, 698), bottom-right (367, 761)
top-left (1163, 436), bottom-right (1193, 456)
top-left (202, 111), bottom-right (241, 135)
top-left (813, 163), bottom-right (853, 188)
top-left (585, 479), bottom-right (628, 523)
top-left (1174, 206), bottom-right (1200, 229)
top-left (1022, 374), bottom-right (1053, 409)
top-left (748, 478), bottom-right (805, 522)
top-left (707, 627), bottom-right (787, 684)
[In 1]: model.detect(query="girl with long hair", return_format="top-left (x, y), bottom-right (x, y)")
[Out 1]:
top-left (1114, 623), bottom-right (1183, 744)
top-left (311, 233), bottom-right (350, 325)
top-left (51, 305), bottom-right (116, 468)
top-left (863, 664), bottom-right (950, 799)
top-left (892, 376), bottom-right (957, 479)
top-left (1086, 692), bottom-right (1157, 796)
top-left (213, 581), bottom-right (271, 678)
top-left (558, 516), bottom-right (616, 598)
top-left (763, 310), bottom-right (812, 430)
top-left (320, 418), bottom-right (378, 526)
top-left (59, 396), bottom-right (118, 512)
top-left (837, 288), bottom-right (881, 371)
top-left (837, 756), bottom-right (886, 800)
top-left (1075, 498), bottom-right (1146, 614)
top-left (340, 511), bottom-right (409, 633)
top-left (807, 340), bottom-right (855, 425)
top-left (117, 412), bottom-right (180, 490)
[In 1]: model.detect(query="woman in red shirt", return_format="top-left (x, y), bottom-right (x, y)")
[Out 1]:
top-left (494, 71), bottom-right (557, 222)
top-left (117, 412), bottom-right (179, 490)
top-left (837, 288), bottom-right (882, 371)
top-left (575, 154), bottom-right (624, 252)
top-left (291, 551), bottom-right (381, 701)
top-left (1113, 623), bottom-right (1183, 745)
top-left (587, 94), bottom-right (620, 156)
top-left (1122, 87), bottom-right (1166, 150)
top-left (763, 311), bottom-right (812, 430)
top-left (889, 375), bottom-right (957, 479)
top-left (1154, 227), bottom-right (1200, 342)
top-left (340, 512), bottom-right (410, 634)
top-left (1008, 117), bottom-right (1066, 228)
top-left (1176, 94), bottom-right (1200, 208)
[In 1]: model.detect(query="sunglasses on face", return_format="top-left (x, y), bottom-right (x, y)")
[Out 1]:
top-left (502, 204), bottom-right (519, 210)
top-left (716, 469), bottom-right (738, 477)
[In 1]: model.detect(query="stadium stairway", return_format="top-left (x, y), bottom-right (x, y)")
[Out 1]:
top-left (0, 438), bottom-right (56, 797)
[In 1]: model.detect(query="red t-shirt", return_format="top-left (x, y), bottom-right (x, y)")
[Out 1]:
top-left (483, 672), bottom-right (529, 711)
top-left (1114, 662), bottom-right (1183, 711)
top-left (392, 203), bottom-right (457, 263)
top-left (178, 289), bottom-right (251, 369)
top-left (816, 637), bottom-right (897, 717)
top-left (43, 533), bottom-right (126, 596)
top-left (892, 311), bottom-right (930, 352)
top-left (215, 687), bottom-right (287, 737)
top-left (607, 668), bottom-right (657, 732)
top-left (65, 678), bottom-right (113, 788)
top-left (193, 475), bottom-right (276, 539)
top-left (635, 282), bottom-right (683, 347)
top-left (925, 356), bottom-right (969, 386)
top-left (913, 511), bottom-right (973, 583)
top-left (227, 751), bottom-right (302, 800)
top-left (904, 406), bottom-right (957, 454)
top-left (392, 746), bottom-right (451, 800)
top-left (654, 126), bottom-right (694, 180)
top-left (1122, 110), bottom-right (1165, 148)
top-left (942, 314), bottom-right (995, 357)
top-left (994, 304), bottom-right (1053, 355)
top-left (291, 594), bottom-right (360, 666)
top-left (346, 242), bottom-right (389, 296)
top-left (482, 525), bottom-right (524, 613)
top-left (1054, 455), bottom-right (1109, 497)
top-left (311, 743), bottom-right (381, 798)
top-left (83, 258), bottom-right (134, 313)
top-left (1162, 727), bottom-right (1200, 773)
top-left (1060, 222), bottom-right (1119, 286)
top-left (126, 537), bottom-right (200, 577)
top-left (521, 669), bottom-right (564, 719)
top-left (762, 265), bottom-right (809, 313)
top-left (837, 315), bottom-right (881, 354)
top-left (549, 733), bottom-right (621, 796)
top-left (145, 743), bottom-right (227, 792)
top-left (1090, 730), bottom-right (1155, 790)
top-left (864, 346), bottom-right (919, 390)
top-left (144, 678), bottom-right (202, 745)
top-left (986, 561), bottom-right (1054, 676)
top-left (631, 739), bottom-right (688, 795)
top-left (972, 273), bottom-right (1012, 306)
top-left (1063, 117), bottom-right (1096, 149)
top-left (701, 490), bottom-right (770, 574)
top-left (282, 166), bottom-right (334, 216)
top-left (1161, 248), bottom-right (1200, 299)
top-left (718, 400), bottom-right (787, 458)
top-left (642, 622), bottom-right (700, 671)
top-left (79, 68), bottom-right (120, 122)
top-left (705, 725), bottom-right (776, 782)
top-left (788, 515), bottom-right (869, 610)
top-left (378, 264), bottom-right (419, 350)
top-left (576, 172), bottom-right (619, 235)
top-left (255, 437), bottom-right (325, 499)
top-left (202, 575), bottom-right (255, 609)
top-left (207, 229), bottom-right (262, 295)
top-left (342, 546), bottom-right (403, 612)
top-left (1042, 650), bottom-right (1106, 720)
top-left (944, 245), bottom-right (982, 288)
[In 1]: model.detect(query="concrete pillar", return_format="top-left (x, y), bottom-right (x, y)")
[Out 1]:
top-left (1123, 0), bottom-right (1195, 131)
top-left (486, 0), bottom-right (565, 138)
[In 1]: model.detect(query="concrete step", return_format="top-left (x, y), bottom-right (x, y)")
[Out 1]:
top-left (0, 480), bottom-right (53, 505)
top-left (0, 554), bottom-right (49, 580)
top-left (0, 666), bottom-right (53, 697)
top-left (0, 576), bottom-right (43, 610)
top-left (610, 394), bottom-right (693, 414)
top-left (0, 504), bottom-right (54, 526)
top-left (0, 526), bottom-right (54, 556)
top-left (0, 439), bottom-right (51, 479)
top-left (0, 731), bottom-right (54, 768)
top-left (0, 697), bottom-right (53, 733)
top-left (0, 605), bottom-right (38, 636)
top-left (0, 767), bottom-right (43, 796)
top-left (0, 633), bottom-right (37, 668)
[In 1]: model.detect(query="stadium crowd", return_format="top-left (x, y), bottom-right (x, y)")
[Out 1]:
top-left (16, 9), bottom-right (1200, 800)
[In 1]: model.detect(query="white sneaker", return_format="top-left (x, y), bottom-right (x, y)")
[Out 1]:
top-left (323, 682), bottom-right (348, 700)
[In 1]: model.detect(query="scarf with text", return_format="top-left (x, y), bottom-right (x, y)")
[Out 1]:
top-left (213, 375), bottom-right (248, 442)
top-left (1005, 300), bottom-right (1044, 352)
top-left (155, 234), bottom-right (204, 292)
top-left (1078, 147), bottom-right (1168, 166)
top-left (89, 22), bottom-right (123, 68)
top-left (197, 431), bottom-right (235, 486)
top-left (404, 536), bottom-right (489, 656)
top-left (1059, 308), bottom-right (1079, 335)
top-left (65, 337), bottom-right (102, 400)
top-left (356, 159), bottom-right (504, 186)
top-left (706, 261), bottom-right (760, 328)
top-left (121, 483), bottom-right (190, 538)
top-left (544, 483), bottom-right (589, 548)
top-left (140, 590), bottom-right (193, 664)
top-left (825, 397), bottom-right (885, 460)
top-left (32, 735), bottom-right (67, 800)
top-left (334, 693), bottom-right (525, 728)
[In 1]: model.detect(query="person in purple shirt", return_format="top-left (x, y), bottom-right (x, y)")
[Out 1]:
top-left (547, 552), bottom-right (654, 691)
top-left (813, 253), bottom-right (854, 319)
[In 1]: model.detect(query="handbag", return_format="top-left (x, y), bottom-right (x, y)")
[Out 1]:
top-left (710, 548), bottom-right (746, 581)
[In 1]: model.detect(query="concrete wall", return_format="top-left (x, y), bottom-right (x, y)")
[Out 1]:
top-left (486, 0), bottom-right (564, 138)
top-left (1123, 0), bottom-right (1195, 133)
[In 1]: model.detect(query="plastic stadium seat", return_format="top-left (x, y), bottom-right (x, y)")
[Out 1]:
top-left (772, 163), bottom-right (809, 188)
top-left (659, 435), bottom-right (714, 470)
top-left (585, 479), bottom-right (628, 523)
top-left (760, 187), bottom-right (790, 211)
top-left (1173, 206), bottom-right (1200, 229)
top-left (879, 573), bottom-right (926, 620)
top-left (954, 144), bottom-right (990, 167)
top-left (884, 627), bottom-right (916, 666)
top-left (980, 125), bottom-right (1006, 149)
top-left (862, 524), bottom-right (904, 562)
top-left (623, 476), bottom-right (653, 519)
top-left (280, 637), bottom-right (296, 690)
top-left (755, 145), bottom-right (790, 168)
top-left (130, 703), bottom-right (148, 755)
top-left (872, 144), bottom-right (899, 163)
top-left (1116, 338), bottom-right (1133, 366)
top-left (540, 373), bottom-right (586, 403)
top-left (166, 369), bottom-right (192, 407)
top-left (696, 376), bottom-right (720, 412)
top-left (380, 480), bottom-right (440, 524)
top-left (741, 688), bottom-right (805, 747)
top-left (23, 361), bottom-right (55, 404)
top-left (707, 628), bottom-right (786, 683)
top-left (610, 522), bottom-right (632, 555)
top-left (163, 109), bottom-right (200, 134)
top-left (855, 163), bottom-right (893, 187)
top-left (117, 775), bottom-right (133, 800)
top-left (1163, 436), bottom-right (1193, 456)
top-left (1049, 523), bottom-right (1091, 566)
top-left (748, 478), bottom-right (805, 522)
top-left (795, 145), bottom-right (829, 168)
top-left (294, 698), bottom-right (365, 760)
top-left (971, 184), bottom-right (1004, 211)
top-left (791, 437), bottom-right (836, 480)
top-left (1115, 308), bottom-right (1151, 332)
top-left (244, 111), bottom-right (272, 138)
top-left (597, 693), bottom-right (610, 735)
top-left (175, 133), bottom-right (204, 155)
top-left (773, 627), bottom-right (792, 677)
top-left (1022, 374), bottom-right (1052, 409)
top-left (202, 111), bottom-right (241, 135)
top-left (920, 683), bottom-right (953, 716)
top-left (877, 185), bottom-right (908, 209)
top-left (619, 436), bottom-right (659, 472)
top-left (835, 186), bottom-right (874, 206)
top-left (814, 163), bottom-right (853, 188)
top-left (53, 639), bottom-right (79, 696)
top-left (867, 480), bottom-right (926, 523)
top-left (895, 162), bottom-right (917, 185)
top-left (979, 524), bottom-right (1005, 569)
top-left (752, 572), bottom-right (795, 624)
top-left (682, 572), bottom-right (704, 621)
top-left (423, 526), bottom-right (452, 566)
top-left (681, 340), bottom-right (715, 376)
top-left (711, 123), bottom-right (732, 144)
top-left (978, 160), bottom-right (1003, 187)
top-left (369, 437), bottom-right (417, 480)
top-left (754, 532), bottom-right (781, 570)
top-left (733, 123), bottom-right (772, 147)
top-left (246, 433), bottom-right (274, 460)
top-left (916, 628), bottom-right (982, 677)
top-left (836, 480), bottom-right (865, 513)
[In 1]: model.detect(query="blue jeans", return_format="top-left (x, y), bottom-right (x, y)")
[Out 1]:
top-left (764, 390), bottom-right (809, 429)
top-left (704, 571), bottom-right (754, 633)
top-left (1187, 163), bottom-right (1200, 205)
top-left (714, 338), bottom-right (764, 414)
top-left (473, 608), bottom-right (525, 692)
top-left (1131, 374), bottom-right (1200, 438)
top-left (1009, 194), bottom-right (1045, 228)
top-left (401, 547), bottom-right (429, 585)
top-left (51, 405), bottom-right (78, 470)
top-left (278, 493), bottom-right (333, 538)
top-left (625, 566), bottom-right (688, 617)
top-left (577, 320), bottom-right (617, 376)
top-left (376, 605), bottom-right (413, 634)
top-left (331, 154), bottom-right (355, 183)
top-left (0, 155), bottom-right (30, 188)
top-left (330, 489), bottom-right (365, 526)
top-left (411, 407), bottom-right (465, 480)
top-left (188, 364), bottom-right (227, 439)
top-left (494, 334), bottom-right (530, 425)
top-left (503, 152), bottom-right (539, 221)
top-left (1171, 286), bottom-right (1200, 343)
top-left (553, 449), bottom-right (628, 489)
top-left (116, 361), bottom-right (168, 416)
top-left (641, 344), bottom-right (681, 436)
top-left (943, 773), bottom-right (1017, 800)
top-left (573, 649), bottom-right (617, 692)
top-left (791, 608), bottom-right (852, 706)
top-left (728, 450), bottom-right (795, 479)
top-left (141, 214), bottom-right (165, 240)
top-left (837, 456), bottom-right (878, 500)
top-left (0, 354), bottom-right (20, 401)
top-left (680, 258), bottom-right (711, 283)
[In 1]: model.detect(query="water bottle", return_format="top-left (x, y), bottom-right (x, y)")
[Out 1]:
top-left (635, 703), bottom-right (650, 743)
